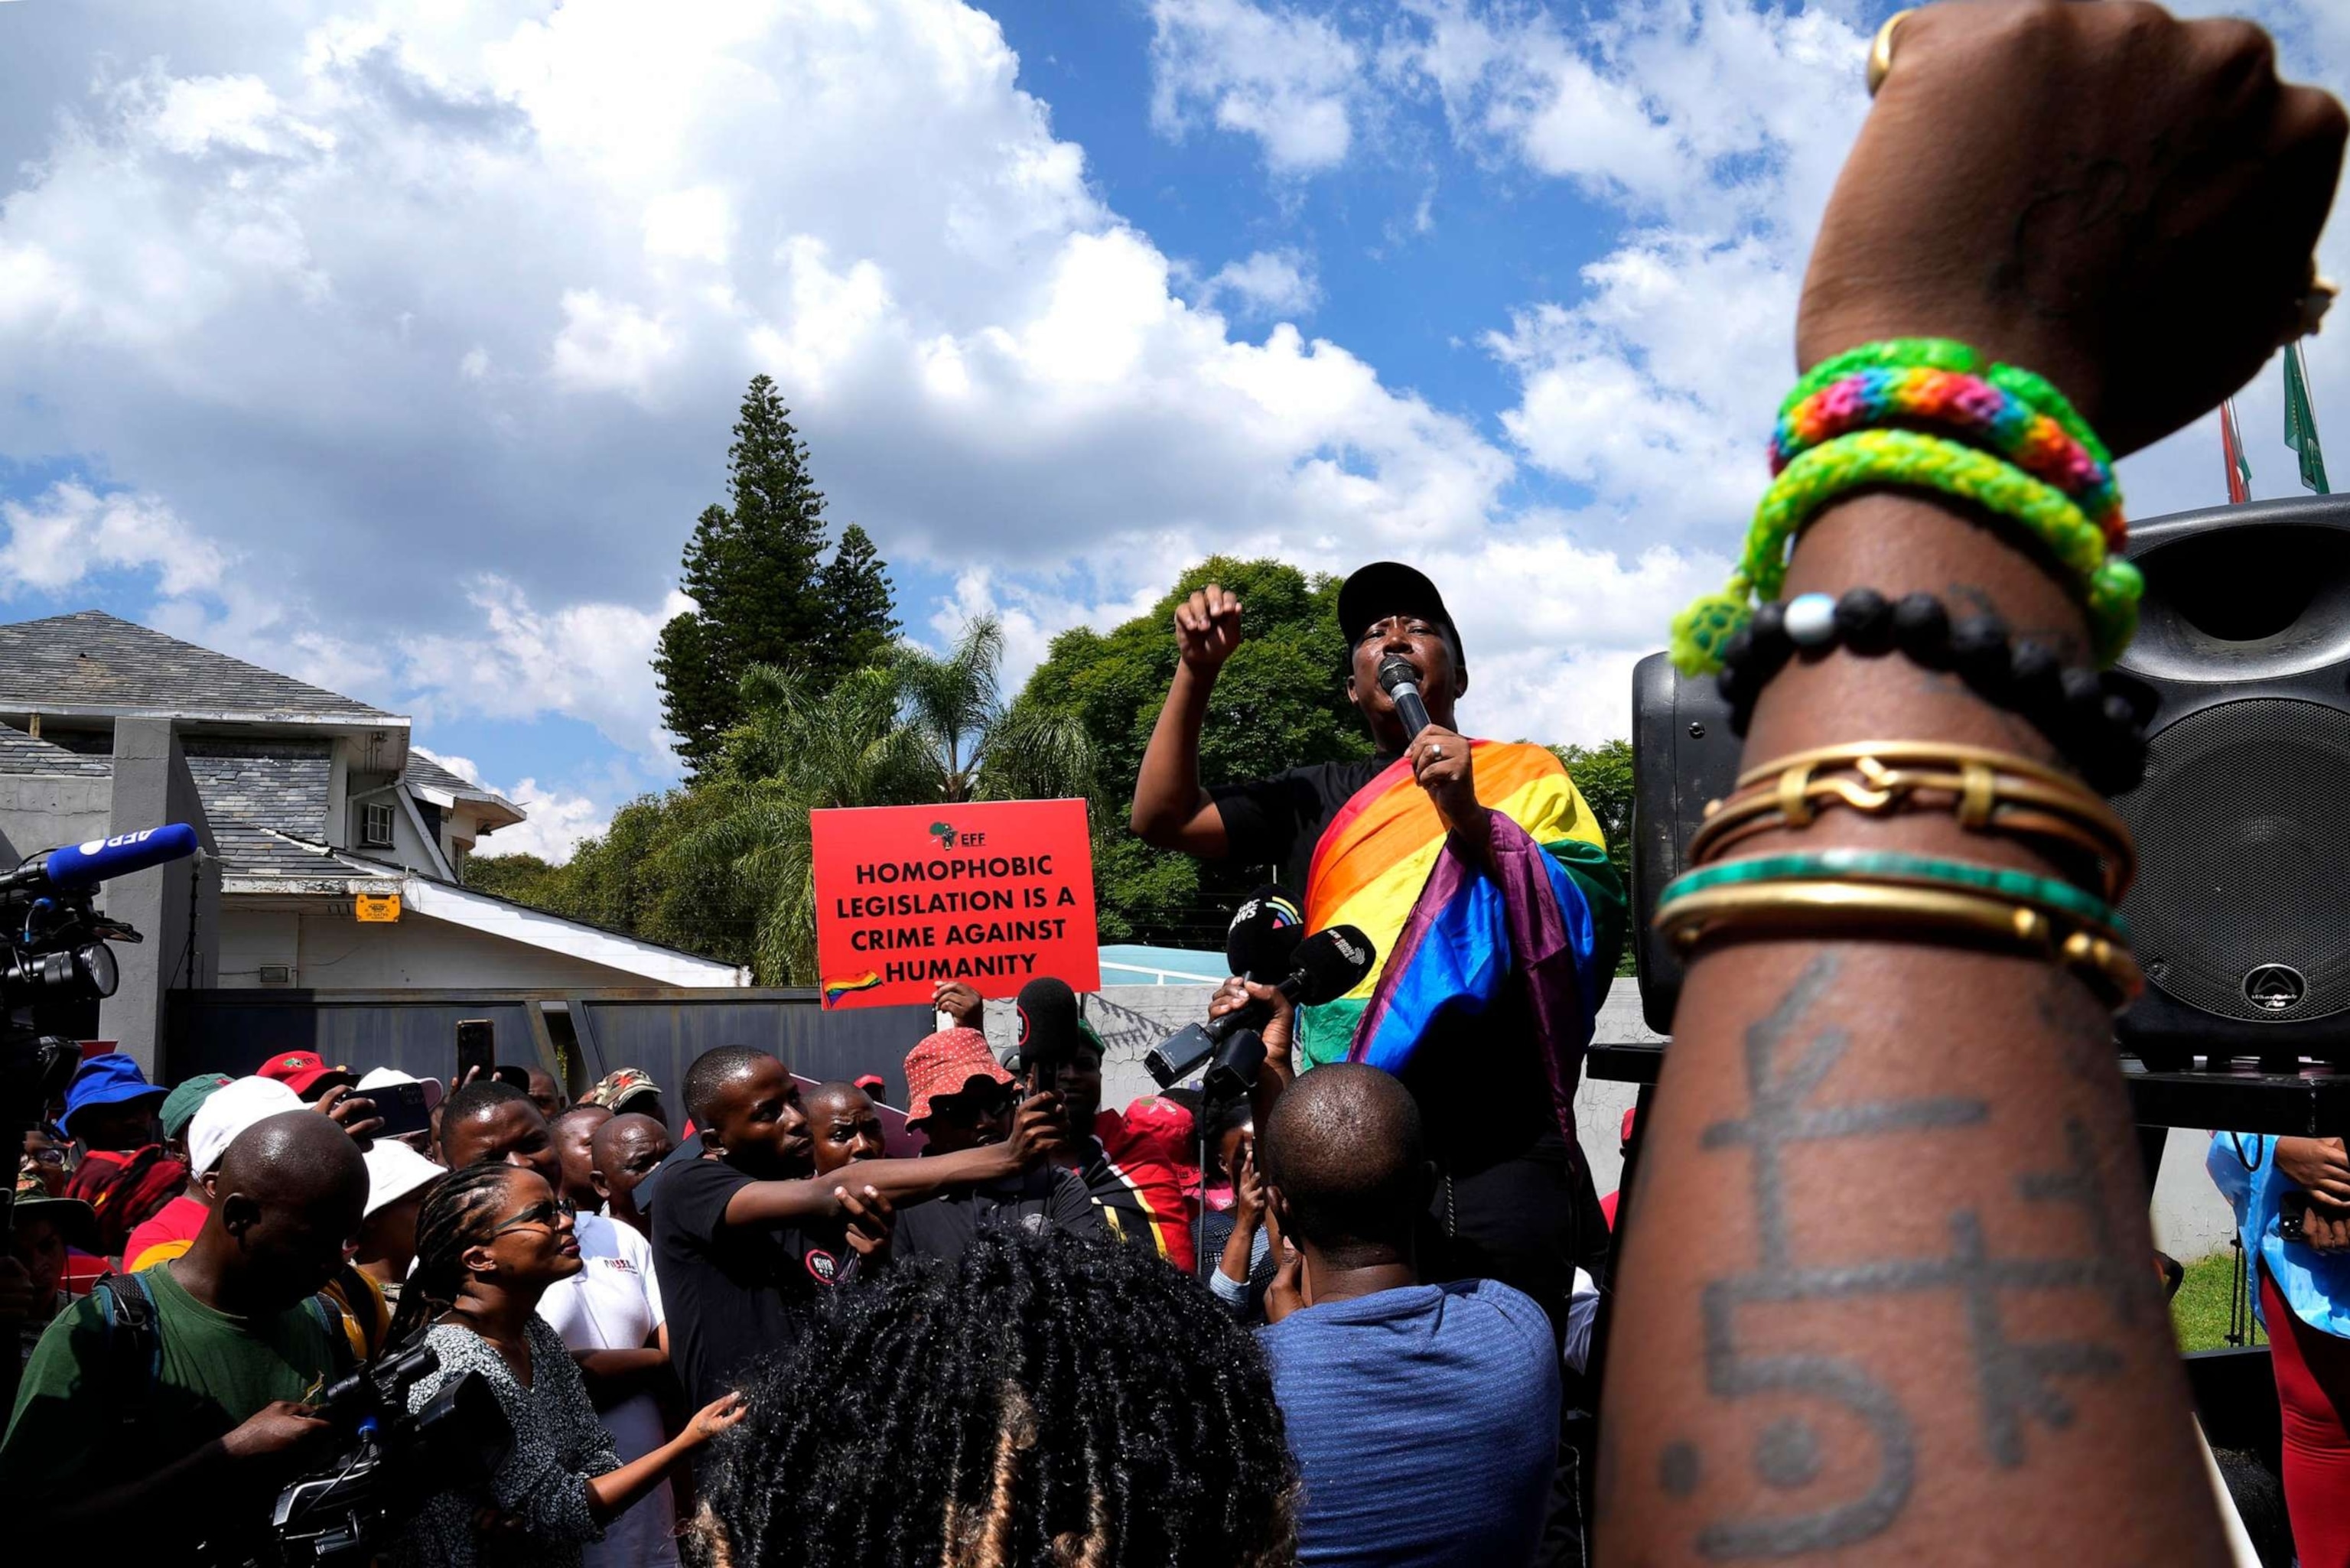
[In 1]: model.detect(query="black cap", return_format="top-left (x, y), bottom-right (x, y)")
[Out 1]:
top-left (1337, 561), bottom-right (1462, 662)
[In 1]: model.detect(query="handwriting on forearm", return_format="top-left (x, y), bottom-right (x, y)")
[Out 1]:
top-left (1663, 956), bottom-right (2152, 1559)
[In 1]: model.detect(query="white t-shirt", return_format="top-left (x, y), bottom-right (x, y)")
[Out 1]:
top-left (537, 1210), bottom-right (677, 1568)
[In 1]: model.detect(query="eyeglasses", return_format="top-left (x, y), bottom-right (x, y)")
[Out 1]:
top-left (21, 1147), bottom-right (64, 1167)
top-left (928, 1085), bottom-right (1012, 1124)
top-left (486, 1197), bottom-right (575, 1239)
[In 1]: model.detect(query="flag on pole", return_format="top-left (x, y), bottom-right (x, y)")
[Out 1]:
top-left (2285, 341), bottom-right (2330, 495)
top-left (2221, 396), bottom-right (2253, 503)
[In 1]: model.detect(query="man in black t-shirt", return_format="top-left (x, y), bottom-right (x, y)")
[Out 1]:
top-left (1130, 562), bottom-right (1623, 1310)
top-left (889, 1027), bottom-right (1105, 1266)
top-left (651, 1046), bottom-right (1065, 1405)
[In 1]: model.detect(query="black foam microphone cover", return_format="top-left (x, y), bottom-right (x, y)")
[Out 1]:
top-left (1225, 885), bottom-right (1306, 981)
top-left (1290, 925), bottom-right (1377, 1006)
top-left (1378, 656), bottom-right (1434, 740)
top-left (1014, 976), bottom-right (1080, 1069)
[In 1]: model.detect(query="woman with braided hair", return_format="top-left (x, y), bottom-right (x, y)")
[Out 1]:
top-left (389, 1162), bottom-right (746, 1567)
top-left (688, 1226), bottom-right (1297, 1568)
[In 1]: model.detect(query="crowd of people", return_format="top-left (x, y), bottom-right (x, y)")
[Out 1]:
top-left (4, 3), bottom-right (2348, 1564)
top-left (2, 963), bottom-right (1586, 1566)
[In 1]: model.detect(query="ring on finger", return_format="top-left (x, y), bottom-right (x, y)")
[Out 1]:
top-left (1427, 743), bottom-right (1444, 760)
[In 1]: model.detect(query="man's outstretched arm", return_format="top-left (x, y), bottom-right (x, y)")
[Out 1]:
top-left (1600, 5), bottom-right (2344, 1563)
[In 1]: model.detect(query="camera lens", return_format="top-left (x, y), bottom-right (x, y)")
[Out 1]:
top-left (79, 941), bottom-right (117, 999)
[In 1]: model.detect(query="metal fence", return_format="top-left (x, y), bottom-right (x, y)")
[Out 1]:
top-left (167, 987), bottom-right (933, 1133)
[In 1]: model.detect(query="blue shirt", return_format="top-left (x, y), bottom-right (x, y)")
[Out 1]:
top-left (1260, 1279), bottom-right (1559, 1567)
top-left (2206, 1130), bottom-right (2350, 1340)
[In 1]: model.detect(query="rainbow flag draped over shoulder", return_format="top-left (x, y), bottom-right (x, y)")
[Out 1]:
top-left (1298, 740), bottom-right (1624, 1136)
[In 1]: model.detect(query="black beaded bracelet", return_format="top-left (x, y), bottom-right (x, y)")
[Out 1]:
top-left (1714, 588), bottom-right (2153, 794)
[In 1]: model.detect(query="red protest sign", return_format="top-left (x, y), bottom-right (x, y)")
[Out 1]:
top-left (811, 799), bottom-right (1099, 1010)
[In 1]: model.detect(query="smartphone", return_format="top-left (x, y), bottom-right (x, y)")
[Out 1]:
top-left (371, 1081), bottom-right (434, 1141)
top-left (456, 1019), bottom-right (495, 1085)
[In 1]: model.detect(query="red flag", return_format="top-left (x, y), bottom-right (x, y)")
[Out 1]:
top-left (2220, 397), bottom-right (2253, 504)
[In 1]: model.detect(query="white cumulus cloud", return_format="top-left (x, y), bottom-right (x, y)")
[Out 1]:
top-left (1150, 0), bottom-right (1364, 173)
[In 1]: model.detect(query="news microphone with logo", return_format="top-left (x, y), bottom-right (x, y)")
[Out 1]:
top-left (1225, 884), bottom-right (1305, 982)
top-left (1377, 655), bottom-right (1433, 743)
top-left (1144, 923), bottom-right (1377, 1092)
top-left (0, 824), bottom-right (202, 893)
top-left (1008, 974), bottom-right (1081, 1085)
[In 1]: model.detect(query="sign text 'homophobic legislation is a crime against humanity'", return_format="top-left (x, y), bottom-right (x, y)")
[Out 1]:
top-left (809, 799), bottom-right (1099, 1009)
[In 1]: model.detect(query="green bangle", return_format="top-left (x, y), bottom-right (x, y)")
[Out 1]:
top-left (1782, 337), bottom-right (2112, 470)
top-left (1656, 847), bottom-right (2128, 939)
top-left (1669, 428), bottom-right (2143, 675)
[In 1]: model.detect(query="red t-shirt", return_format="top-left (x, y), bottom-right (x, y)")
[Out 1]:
top-left (123, 1191), bottom-right (210, 1272)
top-left (1069, 1098), bottom-right (1199, 1271)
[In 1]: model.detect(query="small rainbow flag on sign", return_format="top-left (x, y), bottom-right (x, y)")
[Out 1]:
top-left (822, 971), bottom-right (884, 1008)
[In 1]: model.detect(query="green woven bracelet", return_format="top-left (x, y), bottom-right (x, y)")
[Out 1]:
top-left (1656, 847), bottom-right (2129, 939)
top-left (1669, 428), bottom-right (2143, 675)
top-left (1782, 337), bottom-right (2113, 469)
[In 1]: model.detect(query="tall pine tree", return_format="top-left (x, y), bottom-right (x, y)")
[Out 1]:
top-left (655, 376), bottom-right (899, 771)
top-left (814, 523), bottom-right (898, 685)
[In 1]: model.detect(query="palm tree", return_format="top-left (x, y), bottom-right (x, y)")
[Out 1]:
top-left (898, 617), bottom-right (1095, 804)
top-left (676, 617), bottom-right (1094, 983)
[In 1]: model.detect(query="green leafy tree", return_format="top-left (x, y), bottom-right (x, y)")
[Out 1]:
top-left (671, 621), bottom-right (1095, 984)
top-left (1552, 737), bottom-right (1632, 876)
top-left (653, 376), bottom-right (899, 772)
top-left (1011, 557), bottom-right (1370, 946)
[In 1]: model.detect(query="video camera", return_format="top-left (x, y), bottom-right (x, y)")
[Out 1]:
top-left (265, 1343), bottom-right (514, 1565)
top-left (0, 825), bottom-right (203, 1218)
top-left (1145, 886), bottom-right (1376, 1101)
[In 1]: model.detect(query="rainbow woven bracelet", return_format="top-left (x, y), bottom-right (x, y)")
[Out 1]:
top-left (1670, 428), bottom-right (2143, 675)
top-left (1782, 338), bottom-right (2112, 465)
top-left (1771, 364), bottom-right (2125, 550)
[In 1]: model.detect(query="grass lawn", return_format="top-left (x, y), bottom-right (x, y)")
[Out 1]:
top-left (2173, 1249), bottom-right (2264, 1352)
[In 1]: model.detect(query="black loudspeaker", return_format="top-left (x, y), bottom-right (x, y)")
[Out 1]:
top-left (1625, 493), bottom-right (2350, 1059)
top-left (2111, 493), bottom-right (2350, 1068)
top-left (1629, 652), bottom-right (1742, 1033)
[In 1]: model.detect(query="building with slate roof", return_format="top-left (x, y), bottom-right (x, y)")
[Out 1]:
top-left (0, 611), bottom-right (740, 1068)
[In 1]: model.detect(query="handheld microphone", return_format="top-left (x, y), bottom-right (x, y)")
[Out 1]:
top-left (1378, 656), bottom-right (1433, 742)
top-left (1225, 885), bottom-right (1304, 982)
top-left (1009, 975), bottom-right (1081, 1085)
top-left (1144, 924), bottom-right (1378, 1091)
top-left (2, 824), bottom-right (201, 893)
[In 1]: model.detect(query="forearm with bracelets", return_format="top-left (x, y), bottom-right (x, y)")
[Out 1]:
top-left (1597, 5), bottom-right (2344, 1564)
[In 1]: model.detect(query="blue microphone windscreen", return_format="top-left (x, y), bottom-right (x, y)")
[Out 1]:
top-left (44, 824), bottom-right (202, 890)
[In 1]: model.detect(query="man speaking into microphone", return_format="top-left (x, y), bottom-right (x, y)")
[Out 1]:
top-left (1129, 561), bottom-right (1624, 1332)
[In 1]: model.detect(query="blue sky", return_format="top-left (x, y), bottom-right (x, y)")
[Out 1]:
top-left (0, 0), bottom-right (2342, 858)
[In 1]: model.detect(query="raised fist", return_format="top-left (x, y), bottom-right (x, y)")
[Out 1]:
top-left (1800, 1), bottom-right (2345, 456)
top-left (1173, 584), bottom-right (1244, 675)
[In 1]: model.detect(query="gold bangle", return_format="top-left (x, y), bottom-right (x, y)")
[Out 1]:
top-left (1731, 740), bottom-right (2088, 796)
top-left (1689, 751), bottom-right (2136, 900)
top-left (1654, 879), bottom-right (2143, 1009)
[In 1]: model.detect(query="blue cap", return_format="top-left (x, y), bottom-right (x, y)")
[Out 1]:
top-left (62, 1052), bottom-right (167, 1137)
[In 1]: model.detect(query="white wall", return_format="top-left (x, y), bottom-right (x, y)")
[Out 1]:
top-left (218, 904), bottom-right (655, 989)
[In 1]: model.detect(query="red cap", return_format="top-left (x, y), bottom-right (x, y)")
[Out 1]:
top-left (853, 1074), bottom-right (887, 1095)
top-left (902, 1030), bottom-right (1012, 1124)
top-left (257, 1050), bottom-right (353, 1098)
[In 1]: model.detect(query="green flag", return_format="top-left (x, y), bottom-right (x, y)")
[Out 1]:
top-left (2285, 341), bottom-right (2329, 494)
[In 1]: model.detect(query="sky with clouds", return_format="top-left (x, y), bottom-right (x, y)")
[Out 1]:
top-left (0, 0), bottom-right (2342, 860)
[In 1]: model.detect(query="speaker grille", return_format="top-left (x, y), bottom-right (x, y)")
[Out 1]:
top-left (2116, 698), bottom-right (2350, 1023)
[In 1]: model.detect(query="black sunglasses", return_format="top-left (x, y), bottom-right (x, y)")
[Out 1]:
top-left (487, 1197), bottom-right (575, 1239)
